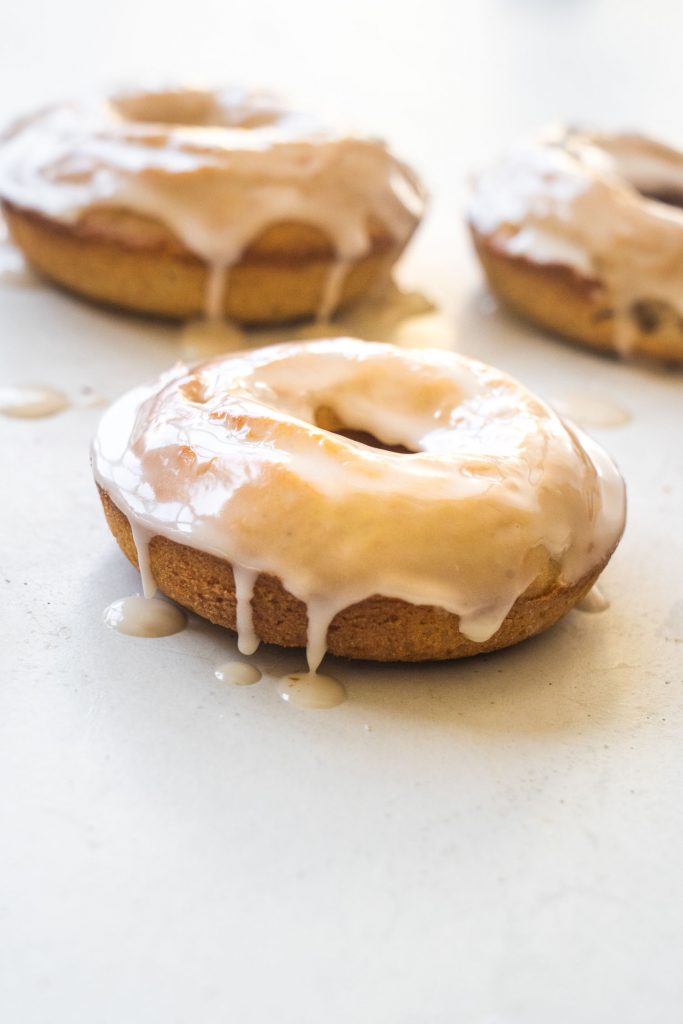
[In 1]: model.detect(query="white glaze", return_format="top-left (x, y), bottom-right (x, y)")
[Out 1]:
top-left (0, 385), bottom-right (68, 418)
top-left (576, 584), bottom-right (610, 614)
top-left (214, 661), bottom-right (262, 686)
top-left (317, 260), bottom-right (351, 323)
top-left (277, 672), bottom-right (347, 709)
top-left (0, 86), bottom-right (425, 320)
top-left (469, 127), bottom-right (683, 347)
top-left (91, 338), bottom-right (626, 670)
top-left (0, 242), bottom-right (36, 287)
top-left (233, 566), bottom-right (259, 656)
top-left (130, 522), bottom-right (156, 597)
top-left (205, 262), bottom-right (231, 322)
top-left (103, 595), bottom-right (187, 637)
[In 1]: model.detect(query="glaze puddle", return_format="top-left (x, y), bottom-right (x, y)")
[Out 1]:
top-left (178, 281), bottom-right (439, 360)
top-left (0, 385), bottom-right (68, 418)
top-left (215, 661), bottom-right (262, 686)
top-left (317, 281), bottom-right (438, 345)
top-left (576, 584), bottom-right (610, 613)
top-left (103, 595), bottom-right (187, 637)
top-left (277, 671), bottom-right (347, 709)
top-left (180, 318), bottom-right (246, 359)
top-left (3, 88), bottom-right (424, 328)
top-left (0, 243), bottom-right (36, 287)
top-left (93, 338), bottom-right (626, 672)
top-left (554, 393), bottom-right (630, 429)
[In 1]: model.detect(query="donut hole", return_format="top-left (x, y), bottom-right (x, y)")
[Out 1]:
top-left (110, 88), bottom-right (282, 130)
top-left (638, 189), bottom-right (683, 210)
top-left (331, 428), bottom-right (415, 454)
top-left (314, 405), bottom-right (415, 454)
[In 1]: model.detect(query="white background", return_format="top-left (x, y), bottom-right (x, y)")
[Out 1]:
top-left (2, 2), bottom-right (683, 1022)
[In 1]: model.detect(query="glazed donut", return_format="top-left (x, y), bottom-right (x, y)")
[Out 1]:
top-left (92, 338), bottom-right (626, 668)
top-left (469, 128), bottom-right (683, 363)
top-left (0, 86), bottom-right (425, 323)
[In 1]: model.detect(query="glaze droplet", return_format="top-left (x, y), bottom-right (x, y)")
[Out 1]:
top-left (103, 595), bottom-right (187, 637)
top-left (0, 385), bottom-right (68, 419)
top-left (215, 661), bottom-right (262, 686)
top-left (277, 671), bottom-right (347, 709)
top-left (576, 584), bottom-right (610, 613)
top-left (554, 393), bottom-right (630, 429)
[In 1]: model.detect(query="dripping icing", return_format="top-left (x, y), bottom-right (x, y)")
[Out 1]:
top-left (317, 259), bottom-right (351, 322)
top-left (576, 584), bottom-right (610, 613)
top-left (469, 127), bottom-right (683, 351)
top-left (91, 338), bottom-right (626, 671)
top-left (131, 522), bottom-right (156, 597)
top-left (233, 566), bottom-right (259, 655)
top-left (205, 262), bottom-right (230, 321)
top-left (178, 280), bottom-right (440, 361)
top-left (0, 87), bottom-right (425, 324)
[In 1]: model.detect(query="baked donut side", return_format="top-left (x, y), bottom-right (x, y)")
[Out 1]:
top-left (92, 339), bottom-right (626, 667)
top-left (468, 129), bottom-right (683, 364)
top-left (98, 486), bottom-right (606, 662)
top-left (471, 228), bottom-right (683, 365)
top-left (2, 202), bottom-right (404, 323)
top-left (0, 88), bottom-right (426, 322)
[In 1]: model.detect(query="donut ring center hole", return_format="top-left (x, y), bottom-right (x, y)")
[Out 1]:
top-left (110, 89), bottom-right (282, 130)
top-left (314, 405), bottom-right (416, 454)
top-left (638, 189), bottom-right (683, 210)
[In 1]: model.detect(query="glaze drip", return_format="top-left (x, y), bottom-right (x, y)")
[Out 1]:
top-left (0, 86), bottom-right (425, 320)
top-left (92, 338), bottom-right (626, 670)
top-left (576, 584), bottom-right (610, 613)
top-left (469, 127), bottom-right (683, 350)
top-left (131, 522), bottom-right (156, 597)
top-left (233, 566), bottom-right (259, 656)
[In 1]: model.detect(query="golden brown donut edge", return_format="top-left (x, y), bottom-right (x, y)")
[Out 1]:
top-left (471, 227), bottom-right (683, 365)
top-left (98, 486), bottom-right (615, 663)
top-left (3, 200), bottom-right (406, 323)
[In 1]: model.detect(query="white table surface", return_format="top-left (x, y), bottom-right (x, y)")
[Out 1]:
top-left (2, 2), bottom-right (683, 1022)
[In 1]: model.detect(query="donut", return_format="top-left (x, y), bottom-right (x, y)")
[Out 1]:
top-left (92, 338), bottom-right (626, 668)
top-left (468, 128), bottom-right (683, 363)
top-left (0, 86), bottom-right (425, 323)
